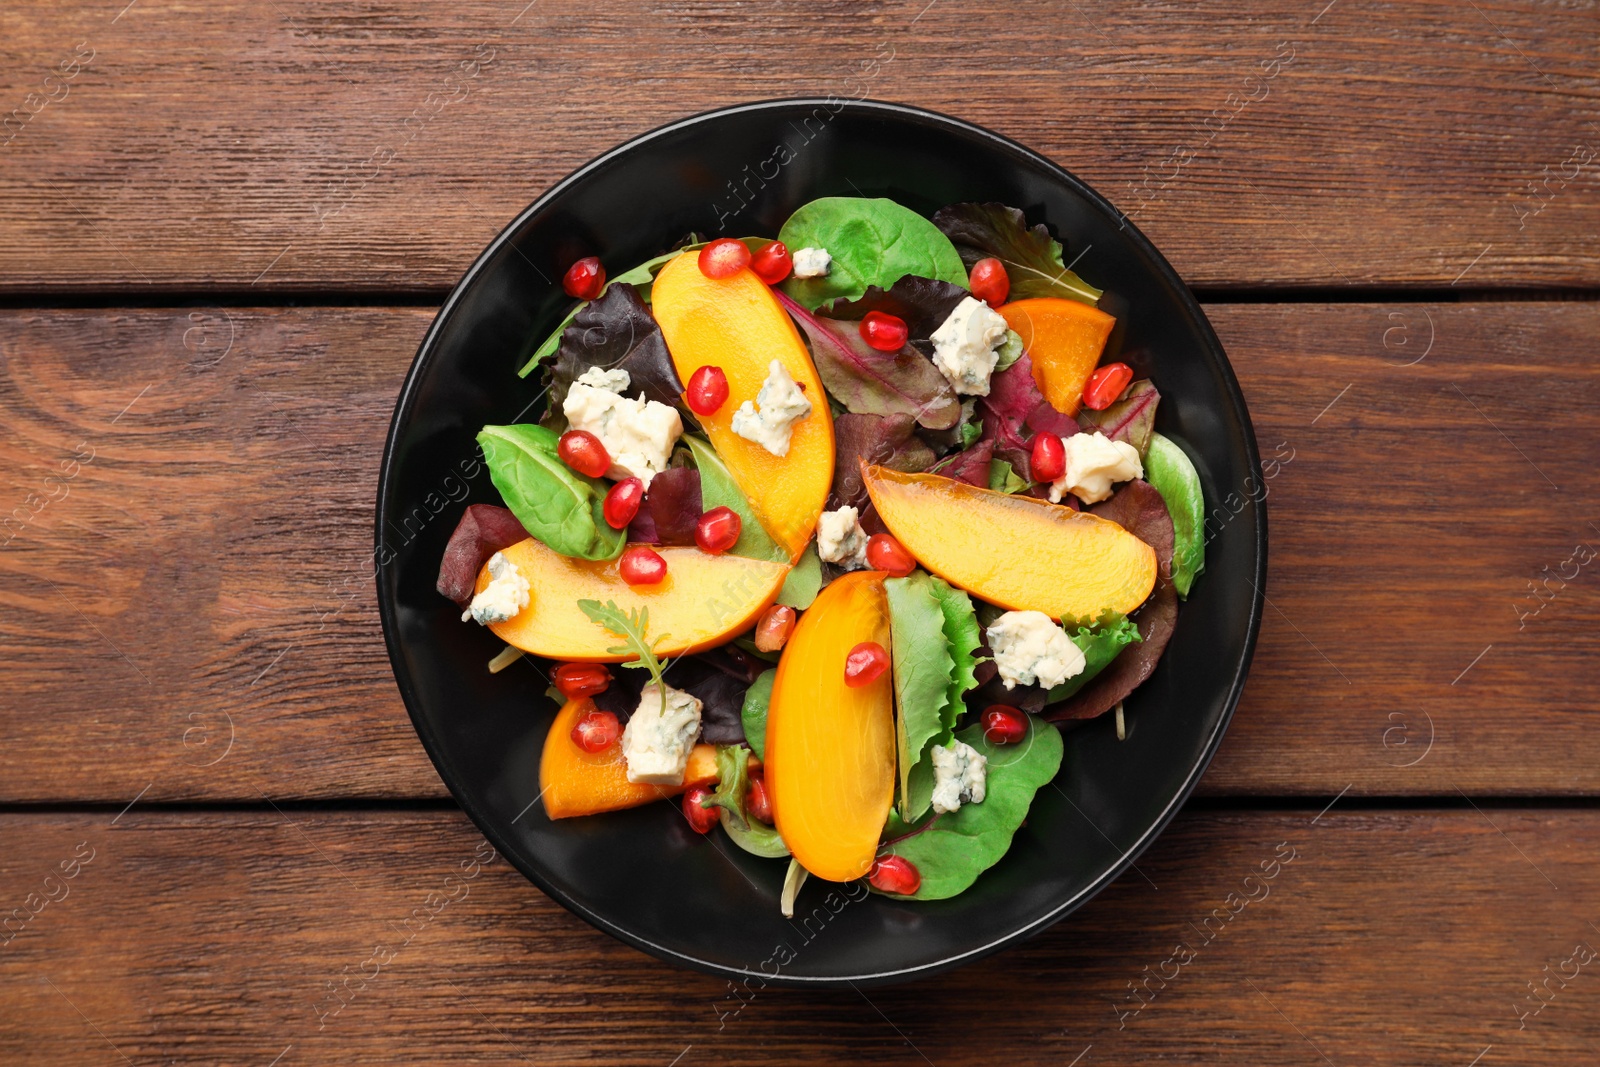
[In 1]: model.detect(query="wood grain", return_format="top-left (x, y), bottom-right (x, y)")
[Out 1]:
top-left (1, 808), bottom-right (1595, 1065)
top-left (0, 302), bottom-right (1597, 801)
top-left (1, 1), bottom-right (1597, 292)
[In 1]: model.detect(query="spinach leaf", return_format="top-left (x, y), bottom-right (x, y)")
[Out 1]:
top-left (546, 283), bottom-right (685, 413)
top-left (778, 197), bottom-right (968, 308)
top-left (931, 202), bottom-right (1103, 306)
top-left (776, 544), bottom-right (822, 609)
top-left (886, 572), bottom-right (958, 822)
top-left (740, 669), bottom-right (776, 761)
top-left (876, 716), bottom-right (1064, 900)
top-left (708, 745), bottom-right (789, 858)
top-left (1076, 380), bottom-right (1160, 456)
top-left (776, 290), bottom-right (960, 430)
top-left (478, 425), bottom-right (624, 560)
top-left (681, 435), bottom-right (786, 563)
top-left (1046, 614), bottom-right (1142, 703)
top-left (1145, 433), bottom-right (1206, 598)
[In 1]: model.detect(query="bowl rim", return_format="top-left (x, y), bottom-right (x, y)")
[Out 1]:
top-left (375, 96), bottom-right (1267, 986)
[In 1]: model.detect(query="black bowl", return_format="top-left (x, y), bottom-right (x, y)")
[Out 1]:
top-left (376, 99), bottom-right (1265, 986)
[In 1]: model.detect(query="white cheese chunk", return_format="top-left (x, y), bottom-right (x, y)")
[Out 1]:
top-left (562, 381), bottom-right (683, 487)
top-left (621, 683), bottom-right (703, 786)
top-left (986, 610), bottom-right (1085, 691)
top-left (574, 366), bottom-right (630, 393)
top-left (930, 740), bottom-right (988, 815)
top-left (729, 360), bottom-right (812, 457)
top-left (462, 551), bottom-right (530, 625)
top-left (930, 296), bottom-right (1009, 396)
top-left (1050, 431), bottom-right (1143, 505)
top-left (791, 247), bottom-right (832, 278)
top-left (816, 506), bottom-right (869, 569)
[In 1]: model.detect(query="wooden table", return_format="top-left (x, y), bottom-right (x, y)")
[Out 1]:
top-left (3, 2), bottom-right (1597, 1063)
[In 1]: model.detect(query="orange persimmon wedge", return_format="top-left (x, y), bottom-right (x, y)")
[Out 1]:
top-left (863, 463), bottom-right (1156, 624)
top-left (652, 251), bottom-right (834, 559)
top-left (540, 697), bottom-right (722, 820)
top-left (765, 571), bottom-right (896, 882)
top-left (480, 537), bottom-right (789, 661)
top-left (999, 297), bottom-right (1116, 416)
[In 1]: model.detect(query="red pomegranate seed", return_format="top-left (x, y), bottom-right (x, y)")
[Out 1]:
top-left (553, 663), bottom-right (611, 699)
top-left (865, 534), bottom-right (916, 577)
top-left (753, 604), bottom-right (796, 652)
top-left (570, 709), bottom-right (620, 752)
top-left (698, 238), bottom-right (752, 279)
top-left (859, 311), bottom-right (909, 352)
top-left (686, 365), bottom-right (730, 416)
top-left (602, 477), bottom-right (644, 529)
top-left (683, 787), bottom-right (719, 834)
top-left (746, 775), bottom-right (773, 823)
top-left (968, 257), bottom-right (1010, 306)
top-left (868, 855), bottom-right (921, 895)
top-left (1030, 433), bottom-right (1066, 483)
top-left (558, 430), bottom-right (610, 479)
top-left (561, 256), bottom-right (605, 301)
top-left (844, 641), bottom-right (890, 688)
top-left (1082, 362), bottom-right (1133, 411)
top-left (618, 545), bottom-right (668, 585)
top-left (982, 705), bottom-right (1029, 745)
top-left (695, 506), bottom-right (742, 555)
top-left (750, 241), bottom-right (793, 284)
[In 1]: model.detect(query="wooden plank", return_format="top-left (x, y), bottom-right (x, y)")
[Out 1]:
top-left (0, 808), bottom-right (1595, 1064)
top-left (0, 303), bottom-right (1596, 802)
top-left (0, 1), bottom-right (1597, 292)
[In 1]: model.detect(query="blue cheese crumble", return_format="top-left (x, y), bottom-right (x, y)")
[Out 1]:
top-left (930, 296), bottom-right (1009, 396)
top-left (462, 551), bottom-right (530, 625)
top-left (729, 360), bottom-right (812, 457)
top-left (986, 610), bottom-right (1086, 690)
top-left (621, 683), bottom-right (704, 786)
top-left (930, 740), bottom-right (987, 815)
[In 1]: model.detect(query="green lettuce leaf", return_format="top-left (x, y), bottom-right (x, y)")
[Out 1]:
top-left (776, 544), bottom-right (822, 609)
top-left (707, 744), bottom-right (788, 858)
top-left (778, 197), bottom-right (968, 308)
top-left (477, 424), bottom-right (624, 560)
top-left (740, 669), bottom-right (776, 761)
top-left (930, 202), bottom-right (1102, 306)
top-left (876, 716), bottom-right (1064, 900)
top-left (988, 458), bottom-right (1028, 494)
top-left (681, 435), bottom-right (786, 563)
top-left (1047, 613), bottom-right (1142, 703)
top-left (886, 573), bottom-right (957, 823)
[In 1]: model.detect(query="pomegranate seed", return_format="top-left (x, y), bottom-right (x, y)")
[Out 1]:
top-left (754, 604), bottom-right (797, 652)
top-left (750, 241), bottom-right (793, 284)
top-left (682, 787), bottom-right (719, 834)
top-left (1030, 434), bottom-right (1066, 483)
top-left (844, 641), bottom-right (890, 688)
top-left (695, 506), bottom-right (742, 555)
top-left (859, 311), bottom-right (909, 352)
top-left (868, 855), bottom-right (921, 895)
top-left (553, 663), bottom-right (612, 699)
top-left (969, 257), bottom-right (1010, 306)
top-left (570, 709), bottom-right (620, 752)
top-left (562, 256), bottom-right (605, 301)
top-left (698, 238), bottom-right (751, 279)
top-left (602, 477), bottom-right (644, 529)
top-left (618, 545), bottom-right (668, 585)
top-left (866, 534), bottom-right (916, 577)
top-left (686, 365), bottom-right (730, 416)
top-left (558, 430), bottom-right (610, 479)
top-left (982, 705), bottom-right (1029, 744)
top-left (746, 775), bottom-right (773, 823)
top-left (1082, 362), bottom-right (1134, 411)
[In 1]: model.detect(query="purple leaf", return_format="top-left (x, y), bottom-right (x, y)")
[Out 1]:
top-left (829, 413), bottom-right (937, 513)
top-left (644, 467), bottom-right (701, 546)
top-left (820, 275), bottom-right (969, 339)
top-left (1076, 380), bottom-right (1159, 455)
top-left (930, 202), bottom-right (1102, 305)
top-left (977, 353), bottom-right (1078, 484)
top-left (930, 438), bottom-right (994, 488)
top-left (550, 283), bottom-right (685, 412)
top-left (776, 290), bottom-right (961, 431)
top-left (436, 504), bottom-right (529, 606)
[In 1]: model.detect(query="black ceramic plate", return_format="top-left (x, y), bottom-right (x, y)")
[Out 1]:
top-left (376, 99), bottom-right (1265, 986)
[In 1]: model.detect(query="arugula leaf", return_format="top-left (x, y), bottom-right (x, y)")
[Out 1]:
top-left (987, 458), bottom-right (1028, 494)
top-left (776, 290), bottom-right (961, 430)
top-left (876, 716), bottom-right (1064, 900)
top-left (1076, 380), bottom-right (1160, 456)
top-left (740, 669), bottom-right (776, 761)
top-left (931, 202), bottom-right (1103, 306)
top-left (546, 283), bottom-right (685, 413)
top-left (776, 544), bottom-right (822, 609)
top-left (477, 424), bottom-right (624, 560)
top-left (681, 435), bottom-right (786, 563)
top-left (707, 744), bottom-right (789, 858)
top-left (886, 572), bottom-right (957, 823)
top-left (577, 599), bottom-right (669, 692)
top-left (1046, 614), bottom-right (1142, 703)
top-left (778, 197), bottom-right (968, 308)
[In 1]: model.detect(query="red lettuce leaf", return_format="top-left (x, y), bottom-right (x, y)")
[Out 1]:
top-left (776, 290), bottom-right (961, 431)
top-left (1076, 379), bottom-right (1159, 455)
top-left (930, 202), bottom-right (1102, 305)
top-left (930, 438), bottom-right (994, 488)
top-left (819, 275), bottom-right (969, 339)
top-left (1047, 480), bottom-right (1177, 721)
top-left (550, 283), bottom-right (685, 412)
top-left (436, 504), bottom-right (529, 606)
top-left (644, 466), bottom-right (701, 546)
top-left (828, 412), bottom-right (937, 513)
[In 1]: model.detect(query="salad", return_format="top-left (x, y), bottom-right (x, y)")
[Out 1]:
top-left (434, 196), bottom-right (1206, 909)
